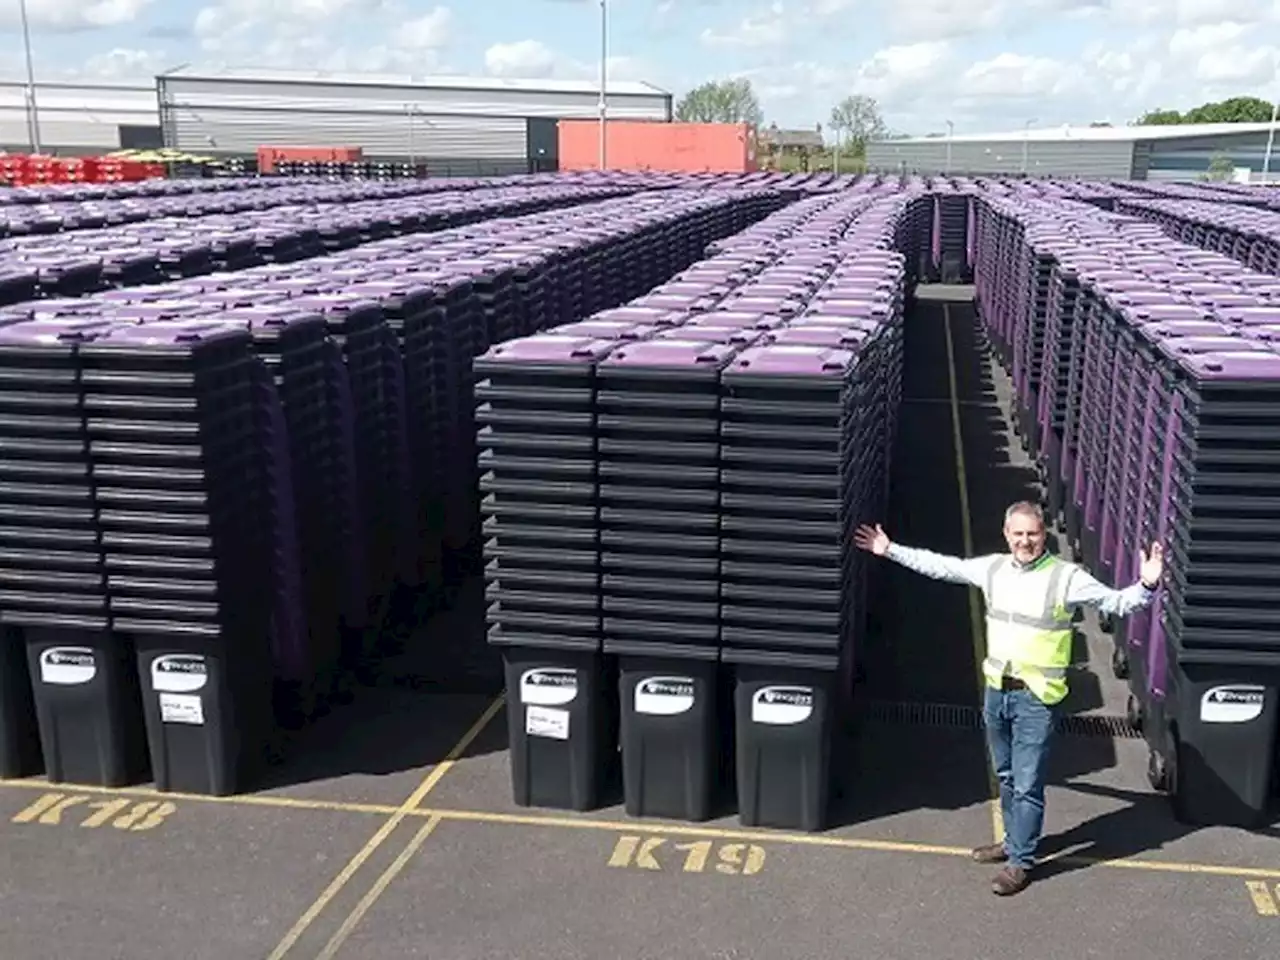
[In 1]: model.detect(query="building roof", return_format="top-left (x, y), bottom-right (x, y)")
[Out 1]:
top-left (886, 121), bottom-right (1280, 145)
top-left (157, 65), bottom-right (669, 98)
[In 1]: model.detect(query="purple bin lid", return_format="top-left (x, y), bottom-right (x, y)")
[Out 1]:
top-left (0, 318), bottom-right (119, 343)
top-left (728, 344), bottom-right (857, 376)
top-left (95, 319), bottom-right (273, 346)
top-left (218, 305), bottom-right (321, 330)
top-left (651, 325), bottom-right (762, 346)
top-left (1142, 320), bottom-right (1232, 338)
top-left (765, 326), bottom-right (870, 348)
top-left (1157, 336), bottom-right (1266, 356)
top-left (598, 339), bottom-right (739, 368)
top-left (480, 334), bottom-right (619, 364)
top-left (593, 306), bottom-right (681, 326)
top-left (1241, 326), bottom-right (1280, 342)
top-left (549, 320), bottom-right (653, 340)
top-left (1124, 304), bottom-right (1213, 323)
top-left (683, 311), bottom-right (784, 330)
top-left (802, 301), bottom-right (891, 319)
top-left (1176, 352), bottom-right (1280, 380)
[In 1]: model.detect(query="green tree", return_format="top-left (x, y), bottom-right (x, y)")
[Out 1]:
top-left (675, 79), bottom-right (763, 125)
top-left (1135, 108), bottom-right (1183, 125)
top-left (1203, 151), bottom-right (1236, 181)
top-left (828, 94), bottom-right (887, 156)
top-left (1136, 97), bottom-right (1275, 125)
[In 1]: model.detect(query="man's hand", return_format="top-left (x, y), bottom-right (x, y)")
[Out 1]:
top-left (1139, 541), bottom-right (1164, 588)
top-left (853, 523), bottom-right (891, 556)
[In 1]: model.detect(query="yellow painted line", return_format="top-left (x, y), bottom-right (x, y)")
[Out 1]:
top-left (315, 814), bottom-right (446, 960)
top-left (265, 694), bottom-right (505, 960)
top-left (417, 805), bottom-right (1280, 881)
top-left (0, 777), bottom-right (401, 817)
top-left (942, 301), bottom-right (1005, 844)
top-left (1246, 880), bottom-right (1279, 915)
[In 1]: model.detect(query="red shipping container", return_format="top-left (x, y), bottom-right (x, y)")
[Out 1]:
top-left (558, 120), bottom-right (757, 174)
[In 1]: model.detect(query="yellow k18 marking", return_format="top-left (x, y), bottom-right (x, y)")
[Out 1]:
top-left (1246, 880), bottom-right (1279, 916)
top-left (608, 834), bottom-right (766, 875)
top-left (10, 791), bottom-right (176, 832)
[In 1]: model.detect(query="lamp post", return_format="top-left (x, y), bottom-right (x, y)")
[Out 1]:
top-left (945, 119), bottom-right (954, 173)
top-left (1021, 117), bottom-right (1037, 174)
top-left (598, 0), bottom-right (608, 170)
top-left (18, 0), bottom-right (41, 153)
top-left (1262, 95), bottom-right (1278, 184)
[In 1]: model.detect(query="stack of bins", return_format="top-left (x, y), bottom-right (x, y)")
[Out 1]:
top-left (80, 321), bottom-right (280, 796)
top-left (1035, 260), bottom-right (1082, 499)
top-left (0, 318), bottom-right (149, 786)
top-left (294, 294), bottom-right (411, 652)
top-left (1119, 329), bottom-right (1265, 701)
top-left (1141, 349), bottom-right (1280, 828)
top-left (475, 334), bottom-right (621, 812)
top-left (594, 339), bottom-right (744, 822)
top-left (717, 341), bottom-right (869, 832)
top-left (345, 277), bottom-right (451, 591)
top-left (1012, 241), bottom-right (1057, 444)
top-left (218, 305), bottom-right (348, 717)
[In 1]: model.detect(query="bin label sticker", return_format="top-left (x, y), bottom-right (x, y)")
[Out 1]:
top-left (635, 677), bottom-right (695, 716)
top-left (751, 686), bottom-right (813, 725)
top-left (526, 705), bottom-right (570, 740)
top-left (1200, 685), bottom-right (1266, 724)
top-left (159, 693), bottom-right (205, 726)
top-left (39, 647), bottom-right (96, 686)
top-left (520, 668), bottom-right (578, 706)
top-left (151, 654), bottom-right (209, 694)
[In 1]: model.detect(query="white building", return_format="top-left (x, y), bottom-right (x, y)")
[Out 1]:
top-left (866, 122), bottom-right (1280, 181)
top-left (0, 79), bottom-right (160, 155)
top-left (156, 67), bottom-right (673, 174)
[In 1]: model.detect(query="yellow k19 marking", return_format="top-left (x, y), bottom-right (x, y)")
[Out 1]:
top-left (1246, 880), bottom-right (1279, 916)
top-left (608, 834), bottom-right (766, 876)
top-left (11, 791), bottom-right (176, 832)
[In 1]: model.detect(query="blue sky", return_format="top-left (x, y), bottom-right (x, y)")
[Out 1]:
top-left (2, 0), bottom-right (1278, 135)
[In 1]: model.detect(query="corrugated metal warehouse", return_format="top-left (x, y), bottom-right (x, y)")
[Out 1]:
top-left (0, 79), bottom-right (161, 155)
top-left (865, 122), bottom-right (1280, 181)
top-left (157, 68), bottom-right (673, 175)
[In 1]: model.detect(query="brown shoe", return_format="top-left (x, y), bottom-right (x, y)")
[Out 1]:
top-left (991, 865), bottom-right (1030, 896)
top-left (971, 843), bottom-right (1007, 864)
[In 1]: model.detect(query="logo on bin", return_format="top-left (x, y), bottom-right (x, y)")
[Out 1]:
top-left (634, 676), bottom-right (695, 716)
top-left (1200, 685), bottom-right (1266, 724)
top-left (520, 668), bottom-right (578, 706)
top-left (151, 655), bottom-right (209, 694)
top-left (751, 686), bottom-right (814, 725)
top-left (38, 647), bottom-right (97, 686)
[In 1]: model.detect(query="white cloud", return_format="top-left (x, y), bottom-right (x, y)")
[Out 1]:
top-left (701, 2), bottom-right (788, 47)
top-left (485, 39), bottom-right (558, 78)
top-left (0, 0), bottom-right (154, 31)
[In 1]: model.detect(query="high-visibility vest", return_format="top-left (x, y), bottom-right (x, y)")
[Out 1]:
top-left (981, 552), bottom-right (1075, 705)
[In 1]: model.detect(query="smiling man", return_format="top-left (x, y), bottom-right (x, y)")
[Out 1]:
top-left (853, 500), bottom-right (1163, 896)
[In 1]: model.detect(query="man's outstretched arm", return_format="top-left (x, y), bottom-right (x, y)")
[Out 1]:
top-left (854, 522), bottom-right (992, 587)
top-left (884, 542), bottom-right (993, 588)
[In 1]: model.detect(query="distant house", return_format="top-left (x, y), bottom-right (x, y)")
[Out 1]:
top-left (758, 123), bottom-right (825, 169)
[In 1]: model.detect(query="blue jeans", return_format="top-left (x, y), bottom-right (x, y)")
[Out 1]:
top-left (983, 684), bottom-right (1058, 869)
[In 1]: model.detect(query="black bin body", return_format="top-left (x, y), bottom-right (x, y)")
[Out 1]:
top-left (501, 645), bottom-right (613, 811)
top-left (616, 643), bottom-right (719, 821)
top-left (26, 628), bottom-right (148, 786)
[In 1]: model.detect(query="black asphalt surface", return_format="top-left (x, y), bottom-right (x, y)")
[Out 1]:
top-left (2, 289), bottom-right (1278, 959)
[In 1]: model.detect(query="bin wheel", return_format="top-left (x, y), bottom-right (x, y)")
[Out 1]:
top-left (1146, 748), bottom-right (1170, 792)
top-left (1125, 693), bottom-right (1143, 731)
top-left (1111, 646), bottom-right (1129, 680)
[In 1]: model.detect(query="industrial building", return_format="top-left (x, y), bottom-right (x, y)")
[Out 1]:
top-left (865, 121), bottom-right (1280, 181)
top-left (155, 68), bottom-right (673, 175)
top-left (0, 79), bottom-right (161, 155)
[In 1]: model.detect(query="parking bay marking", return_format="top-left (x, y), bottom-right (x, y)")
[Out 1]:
top-left (3, 779), bottom-right (1279, 885)
top-left (1246, 881), bottom-right (1279, 917)
top-left (608, 834), bottom-right (766, 875)
top-left (10, 791), bottom-right (177, 832)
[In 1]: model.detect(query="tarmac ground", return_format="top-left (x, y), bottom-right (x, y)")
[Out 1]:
top-left (2, 288), bottom-right (1279, 960)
